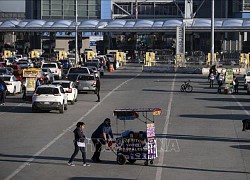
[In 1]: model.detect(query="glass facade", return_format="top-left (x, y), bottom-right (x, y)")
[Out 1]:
top-left (113, 0), bottom-right (200, 19)
top-left (41, 0), bottom-right (101, 19)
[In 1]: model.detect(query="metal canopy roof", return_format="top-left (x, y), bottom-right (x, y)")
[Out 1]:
top-left (0, 18), bottom-right (250, 32)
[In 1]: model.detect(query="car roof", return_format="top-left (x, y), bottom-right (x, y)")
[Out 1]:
top-left (0, 74), bottom-right (12, 77)
top-left (38, 84), bottom-right (60, 88)
top-left (52, 80), bottom-right (72, 83)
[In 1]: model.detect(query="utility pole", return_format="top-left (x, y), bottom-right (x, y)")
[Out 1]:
top-left (211, 0), bottom-right (215, 65)
top-left (135, 0), bottom-right (138, 19)
top-left (75, 0), bottom-right (78, 66)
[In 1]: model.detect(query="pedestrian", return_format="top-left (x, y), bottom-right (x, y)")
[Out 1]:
top-left (96, 77), bottom-right (100, 102)
top-left (91, 118), bottom-right (113, 162)
top-left (35, 77), bottom-right (41, 90)
top-left (209, 72), bottom-right (215, 88)
top-left (68, 122), bottom-right (90, 167)
top-left (0, 78), bottom-right (7, 105)
top-left (233, 75), bottom-right (239, 93)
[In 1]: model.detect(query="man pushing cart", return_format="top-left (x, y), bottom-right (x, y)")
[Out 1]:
top-left (111, 108), bottom-right (161, 165)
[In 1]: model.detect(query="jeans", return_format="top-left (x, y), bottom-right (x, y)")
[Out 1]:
top-left (0, 90), bottom-right (6, 103)
top-left (91, 138), bottom-right (102, 160)
top-left (69, 142), bottom-right (86, 163)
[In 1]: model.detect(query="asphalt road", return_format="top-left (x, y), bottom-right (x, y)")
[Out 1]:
top-left (0, 64), bottom-right (249, 180)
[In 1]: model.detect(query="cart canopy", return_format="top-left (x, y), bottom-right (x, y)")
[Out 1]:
top-left (113, 108), bottom-right (161, 120)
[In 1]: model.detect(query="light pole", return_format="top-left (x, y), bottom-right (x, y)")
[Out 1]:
top-left (75, 0), bottom-right (78, 66)
top-left (211, 0), bottom-right (214, 65)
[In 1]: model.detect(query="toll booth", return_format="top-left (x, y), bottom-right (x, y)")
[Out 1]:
top-left (145, 52), bottom-right (155, 66)
top-left (116, 51), bottom-right (126, 66)
top-left (87, 51), bottom-right (95, 60)
top-left (4, 50), bottom-right (12, 58)
top-left (23, 68), bottom-right (42, 101)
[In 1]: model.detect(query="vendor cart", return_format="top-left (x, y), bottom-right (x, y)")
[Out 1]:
top-left (22, 68), bottom-right (43, 101)
top-left (112, 108), bottom-right (161, 165)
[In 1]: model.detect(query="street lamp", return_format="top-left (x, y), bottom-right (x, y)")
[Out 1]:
top-left (211, 0), bottom-right (214, 65)
top-left (75, 0), bottom-right (78, 66)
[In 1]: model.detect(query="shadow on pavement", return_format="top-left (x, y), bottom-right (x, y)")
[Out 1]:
top-left (148, 165), bottom-right (250, 174)
top-left (179, 113), bottom-right (247, 120)
top-left (196, 97), bottom-right (250, 103)
top-left (231, 145), bottom-right (250, 150)
top-left (69, 178), bottom-right (134, 180)
top-left (207, 106), bottom-right (250, 111)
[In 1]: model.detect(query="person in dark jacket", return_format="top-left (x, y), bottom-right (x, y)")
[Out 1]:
top-left (0, 78), bottom-right (7, 105)
top-left (91, 118), bottom-right (113, 162)
top-left (68, 122), bottom-right (90, 167)
top-left (96, 77), bottom-right (100, 102)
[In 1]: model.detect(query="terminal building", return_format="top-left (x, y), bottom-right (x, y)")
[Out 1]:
top-left (1, 0), bottom-right (250, 60)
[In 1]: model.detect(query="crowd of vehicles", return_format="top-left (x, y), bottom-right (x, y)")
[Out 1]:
top-left (0, 52), bottom-right (115, 113)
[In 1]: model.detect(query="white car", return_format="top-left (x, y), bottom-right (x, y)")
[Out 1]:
top-left (32, 84), bottom-right (68, 113)
top-left (41, 62), bottom-right (62, 79)
top-left (52, 80), bottom-right (78, 104)
top-left (0, 75), bottom-right (22, 95)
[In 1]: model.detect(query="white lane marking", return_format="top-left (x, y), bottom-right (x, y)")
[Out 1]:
top-left (0, 103), bottom-right (24, 115)
top-left (232, 95), bottom-right (250, 115)
top-left (155, 74), bottom-right (176, 180)
top-left (4, 73), bottom-right (140, 180)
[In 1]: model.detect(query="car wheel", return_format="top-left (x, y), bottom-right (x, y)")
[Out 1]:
top-left (75, 97), bottom-right (77, 102)
top-left (32, 105), bottom-right (37, 113)
top-left (59, 104), bottom-right (64, 114)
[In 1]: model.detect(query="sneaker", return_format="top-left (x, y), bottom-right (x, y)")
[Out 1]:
top-left (83, 163), bottom-right (90, 167)
top-left (67, 162), bottom-right (75, 166)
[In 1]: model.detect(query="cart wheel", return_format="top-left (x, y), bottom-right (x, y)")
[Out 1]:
top-left (117, 154), bottom-right (126, 165)
top-left (144, 160), bottom-right (148, 166)
top-left (150, 160), bottom-right (154, 165)
top-left (128, 159), bottom-right (136, 164)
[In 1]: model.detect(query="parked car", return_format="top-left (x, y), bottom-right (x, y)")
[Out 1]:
top-left (41, 62), bottom-right (62, 79)
top-left (42, 68), bottom-right (54, 83)
top-left (32, 84), bottom-right (68, 113)
top-left (75, 74), bottom-right (97, 93)
top-left (0, 74), bottom-right (22, 95)
top-left (52, 80), bottom-right (78, 104)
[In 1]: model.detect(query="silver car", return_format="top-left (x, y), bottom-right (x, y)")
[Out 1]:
top-left (76, 74), bottom-right (96, 93)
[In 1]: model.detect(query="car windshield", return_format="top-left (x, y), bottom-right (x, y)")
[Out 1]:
top-left (0, 76), bottom-right (11, 81)
top-left (36, 87), bottom-right (59, 94)
top-left (78, 75), bottom-right (94, 81)
top-left (42, 69), bottom-right (49, 72)
top-left (68, 68), bottom-right (88, 74)
top-left (42, 64), bottom-right (57, 68)
top-left (85, 62), bottom-right (99, 67)
top-left (67, 74), bottom-right (78, 81)
top-left (52, 82), bottom-right (70, 88)
top-left (0, 69), bottom-right (8, 74)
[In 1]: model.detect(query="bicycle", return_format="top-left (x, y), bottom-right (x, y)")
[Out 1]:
top-left (180, 80), bottom-right (193, 92)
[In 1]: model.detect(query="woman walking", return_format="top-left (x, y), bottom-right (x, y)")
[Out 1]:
top-left (68, 122), bottom-right (90, 167)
